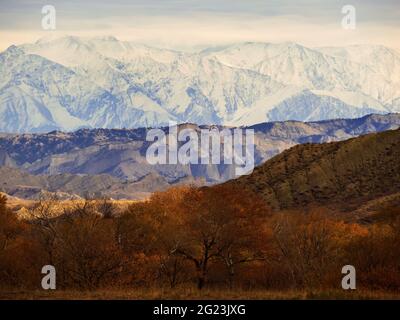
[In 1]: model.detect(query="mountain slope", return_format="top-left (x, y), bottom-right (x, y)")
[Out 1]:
top-left (0, 45), bottom-right (178, 132)
top-left (0, 114), bottom-right (399, 187)
top-left (231, 127), bottom-right (400, 211)
top-left (19, 36), bottom-right (285, 129)
top-left (203, 42), bottom-right (399, 105)
top-left (0, 37), bottom-right (399, 132)
top-left (0, 166), bottom-right (183, 200)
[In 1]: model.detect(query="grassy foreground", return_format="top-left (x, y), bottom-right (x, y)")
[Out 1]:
top-left (1, 288), bottom-right (400, 300)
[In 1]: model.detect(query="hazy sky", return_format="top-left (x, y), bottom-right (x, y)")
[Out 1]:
top-left (0, 0), bottom-right (399, 51)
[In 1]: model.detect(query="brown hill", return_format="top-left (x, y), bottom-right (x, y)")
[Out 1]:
top-left (231, 128), bottom-right (400, 211)
top-left (0, 167), bottom-right (179, 200)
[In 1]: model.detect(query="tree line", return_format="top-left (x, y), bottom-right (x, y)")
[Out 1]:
top-left (0, 185), bottom-right (399, 292)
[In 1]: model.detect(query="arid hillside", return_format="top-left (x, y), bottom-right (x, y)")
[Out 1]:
top-left (231, 128), bottom-right (400, 211)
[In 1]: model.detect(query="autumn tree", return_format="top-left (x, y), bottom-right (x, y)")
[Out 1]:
top-left (166, 184), bottom-right (270, 289)
top-left (29, 196), bottom-right (61, 265)
top-left (97, 197), bottom-right (116, 219)
top-left (119, 187), bottom-right (193, 288)
top-left (0, 195), bottom-right (40, 288)
top-left (52, 201), bottom-right (127, 289)
top-left (0, 195), bottom-right (24, 253)
top-left (344, 206), bottom-right (400, 290)
top-left (271, 209), bottom-right (362, 289)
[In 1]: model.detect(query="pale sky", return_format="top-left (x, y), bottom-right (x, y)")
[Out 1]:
top-left (0, 0), bottom-right (399, 51)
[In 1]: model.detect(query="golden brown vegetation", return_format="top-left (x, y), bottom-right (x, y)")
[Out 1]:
top-left (2, 288), bottom-right (400, 300)
top-left (0, 187), bottom-right (400, 298)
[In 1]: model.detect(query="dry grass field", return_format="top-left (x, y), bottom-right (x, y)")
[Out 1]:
top-left (3, 195), bottom-right (140, 219)
top-left (1, 288), bottom-right (400, 300)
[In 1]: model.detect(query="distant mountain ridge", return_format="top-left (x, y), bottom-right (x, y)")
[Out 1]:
top-left (0, 36), bottom-right (399, 132)
top-left (0, 166), bottom-right (193, 200)
top-left (0, 113), bottom-right (399, 199)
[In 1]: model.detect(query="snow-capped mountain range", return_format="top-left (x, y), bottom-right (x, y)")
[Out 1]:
top-left (0, 36), bottom-right (399, 133)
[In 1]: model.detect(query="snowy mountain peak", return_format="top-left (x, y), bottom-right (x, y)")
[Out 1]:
top-left (2, 45), bottom-right (24, 57)
top-left (0, 37), bottom-right (399, 133)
